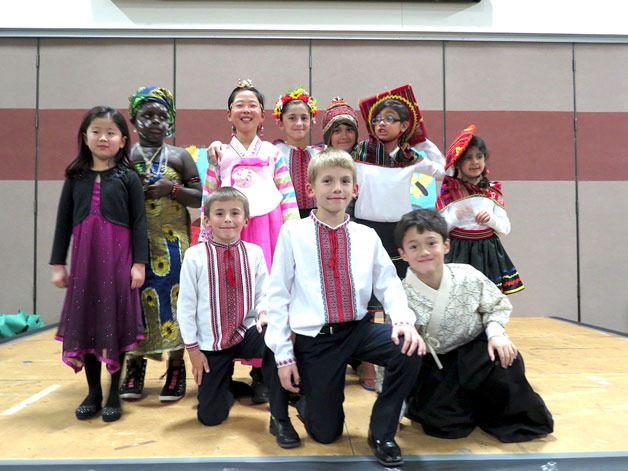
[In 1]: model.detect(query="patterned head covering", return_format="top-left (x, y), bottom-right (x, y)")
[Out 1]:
top-left (322, 97), bottom-right (359, 146)
top-left (128, 86), bottom-right (176, 135)
top-left (273, 87), bottom-right (318, 121)
top-left (445, 124), bottom-right (476, 170)
top-left (359, 84), bottom-right (426, 146)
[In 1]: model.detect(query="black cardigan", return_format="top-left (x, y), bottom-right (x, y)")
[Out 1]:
top-left (50, 167), bottom-right (148, 265)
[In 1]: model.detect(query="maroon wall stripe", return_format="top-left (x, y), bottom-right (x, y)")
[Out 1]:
top-left (576, 112), bottom-right (628, 181)
top-left (445, 111), bottom-right (575, 181)
top-left (1, 109), bottom-right (36, 180)
top-left (3, 108), bottom-right (626, 181)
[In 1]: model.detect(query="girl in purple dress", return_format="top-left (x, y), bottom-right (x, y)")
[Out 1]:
top-left (50, 106), bottom-right (148, 422)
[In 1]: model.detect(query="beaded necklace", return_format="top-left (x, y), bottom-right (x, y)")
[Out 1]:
top-left (134, 143), bottom-right (169, 184)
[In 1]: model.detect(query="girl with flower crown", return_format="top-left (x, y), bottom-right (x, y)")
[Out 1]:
top-left (271, 87), bottom-right (322, 218)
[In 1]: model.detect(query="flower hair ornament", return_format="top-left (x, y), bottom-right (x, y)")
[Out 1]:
top-left (237, 78), bottom-right (254, 89)
top-left (273, 87), bottom-right (318, 122)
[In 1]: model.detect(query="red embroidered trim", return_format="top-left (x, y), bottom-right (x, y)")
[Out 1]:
top-left (276, 358), bottom-right (297, 367)
top-left (205, 240), bottom-right (251, 350)
top-left (290, 147), bottom-right (315, 209)
top-left (437, 176), bottom-right (504, 210)
top-left (449, 227), bottom-right (495, 240)
top-left (316, 222), bottom-right (355, 324)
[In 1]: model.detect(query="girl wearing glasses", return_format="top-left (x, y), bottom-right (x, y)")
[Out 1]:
top-left (352, 86), bottom-right (445, 397)
top-left (353, 85), bottom-right (445, 281)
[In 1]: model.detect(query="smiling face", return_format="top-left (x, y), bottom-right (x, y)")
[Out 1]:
top-left (279, 101), bottom-right (311, 146)
top-left (227, 90), bottom-right (264, 138)
top-left (83, 116), bottom-right (127, 170)
top-left (398, 226), bottom-right (449, 286)
top-left (456, 145), bottom-right (486, 183)
top-left (329, 123), bottom-right (358, 152)
top-left (306, 165), bottom-right (357, 224)
top-left (134, 101), bottom-right (170, 146)
top-left (204, 198), bottom-right (248, 245)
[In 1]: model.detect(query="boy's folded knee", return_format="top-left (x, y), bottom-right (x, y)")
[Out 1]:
top-left (197, 410), bottom-right (228, 426)
top-left (310, 429), bottom-right (341, 444)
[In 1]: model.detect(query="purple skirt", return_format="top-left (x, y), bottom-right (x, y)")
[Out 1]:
top-left (55, 182), bottom-right (144, 374)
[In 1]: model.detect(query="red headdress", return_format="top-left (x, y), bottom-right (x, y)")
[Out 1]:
top-left (358, 84), bottom-right (427, 146)
top-left (445, 124), bottom-right (476, 170)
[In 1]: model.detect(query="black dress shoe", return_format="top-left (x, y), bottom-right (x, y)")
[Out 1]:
top-left (75, 395), bottom-right (102, 420)
top-left (101, 405), bottom-right (122, 423)
top-left (250, 368), bottom-right (269, 404)
top-left (269, 416), bottom-right (301, 449)
top-left (368, 431), bottom-right (403, 467)
top-left (75, 403), bottom-right (101, 420)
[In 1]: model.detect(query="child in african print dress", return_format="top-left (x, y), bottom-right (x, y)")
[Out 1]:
top-left (120, 86), bottom-right (202, 403)
top-left (51, 106), bottom-right (147, 422)
top-left (437, 125), bottom-right (524, 294)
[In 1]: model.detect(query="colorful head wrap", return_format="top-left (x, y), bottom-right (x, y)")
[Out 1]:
top-left (445, 124), bottom-right (476, 170)
top-left (128, 86), bottom-right (176, 135)
top-left (322, 97), bottom-right (359, 146)
top-left (359, 84), bottom-right (427, 146)
top-left (273, 87), bottom-right (318, 121)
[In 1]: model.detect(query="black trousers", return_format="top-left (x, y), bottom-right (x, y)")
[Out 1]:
top-left (406, 334), bottom-right (554, 443)
top-left (294, 316), bottom-right (422, 443)
top-left (197, 326), bottom-right (287, 426)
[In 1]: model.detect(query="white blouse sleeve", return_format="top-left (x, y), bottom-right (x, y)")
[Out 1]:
top-left (486, 203), bottom-right (511, 236)
top-left (177, 248), bottom-right (201, 347)
top-left (266, 225), bottom-right (298, 367)
top-left (410, 138), bottom-right (446, 180)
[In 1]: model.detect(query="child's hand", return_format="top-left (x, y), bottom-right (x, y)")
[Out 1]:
top-left (144, 178), bottom-right (173, 199)
top-left (391, 324), bottom-right (426, 356)
top-left (130, 263), bottom-right (145, 289)
top-left (475, 210), bottom-right (491, 225)
top-left (488, 335), bottom-right (518, 368)
top-left (256, 311), bottom-right (268, 333)
top-left (188, 348), bottom-right (210, 385)
top-left (51, 265), bottom-right (68, 289)
top-left (207, 141), bottom-right (224, 164)
top-left (278, 364), bottom-right (300, 393)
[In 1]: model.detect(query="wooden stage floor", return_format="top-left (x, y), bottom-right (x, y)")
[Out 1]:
top-left (1, 317), bottom-right (627, 469)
